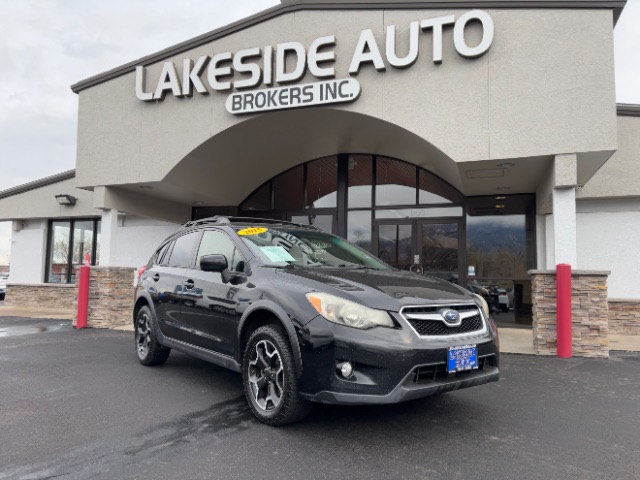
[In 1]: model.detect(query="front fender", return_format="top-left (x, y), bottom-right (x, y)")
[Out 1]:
top-left (237, 300), bottom-right (306, 377)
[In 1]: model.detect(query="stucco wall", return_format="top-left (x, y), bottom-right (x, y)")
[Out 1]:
top-left (0, 177), bottom-right (97, 222)
top-left (9, 220), bottom-right (47, 283)
top-left (113, 216), bottom-right (179, 268)
top-left (579, 115), bottom-right (640, 198)
top-left (75, 8), bottom-right (617, 196)
top-left (577, 199), bottom-right (640, 299)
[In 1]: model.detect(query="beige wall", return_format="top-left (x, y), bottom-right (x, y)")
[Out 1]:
top-left (578, 115), bottom-right (640, 198)
top-left (0, 177), bottom-right (97, 222)
top-left (75, 8), bottom-right (617, 204)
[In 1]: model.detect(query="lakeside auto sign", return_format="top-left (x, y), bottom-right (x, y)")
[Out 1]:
top-left (135, 10), bottom-right (494, 115)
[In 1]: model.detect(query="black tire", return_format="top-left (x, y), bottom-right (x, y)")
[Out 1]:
top-left (242, 325), bottom-right (311, 426)
top-left (135, 305), bottom-right (171, 366)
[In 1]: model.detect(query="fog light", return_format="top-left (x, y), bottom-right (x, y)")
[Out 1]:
top-left (340, 362), bottom-right (354, 378)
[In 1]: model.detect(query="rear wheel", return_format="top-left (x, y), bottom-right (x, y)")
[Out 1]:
top-left (135, 305), bottom-right (171, 366)
top-left (243, 325), bottom-right (311, 426)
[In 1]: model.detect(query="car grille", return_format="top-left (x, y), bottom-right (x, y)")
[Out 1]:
top-left (404, 355), bottom-right (496, 386)
top-left (400, 305), bottom-right (484, 337)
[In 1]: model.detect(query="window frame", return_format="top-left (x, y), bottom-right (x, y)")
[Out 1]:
top-left (45, 218), bottom-right (101, 284)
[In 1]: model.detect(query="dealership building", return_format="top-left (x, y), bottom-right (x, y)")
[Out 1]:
top-left (0, 0), bottom-right (638, 356)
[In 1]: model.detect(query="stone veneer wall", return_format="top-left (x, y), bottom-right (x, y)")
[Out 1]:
top-left (608, 299), bottom-right (640, 335)
top-left (530, 270), bottom-right (610, 358)
top-left (5, 283), bottom-right (77, 309)
top-left (72, 266), bottom-right (136, 329)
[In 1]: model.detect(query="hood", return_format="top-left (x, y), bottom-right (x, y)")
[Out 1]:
top-left (276, 267), bottom-right (474, 311)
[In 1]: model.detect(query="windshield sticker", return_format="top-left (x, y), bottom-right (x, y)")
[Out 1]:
top-left (237, 227), bottom-right (268, 236)
top-left (260, 246), bottom-right (296, 263)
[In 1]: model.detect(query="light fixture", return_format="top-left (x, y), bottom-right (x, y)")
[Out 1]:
top-left (496, 187), bottom-right (511, 191)
top-left (495, 205), bottom-right (506, 209)
top-left (55, 194), bottom-right (77, 206)
top-left (497, 162), bottom-right (515, 168)
top-left (495, 196), bottom-right (507, 200)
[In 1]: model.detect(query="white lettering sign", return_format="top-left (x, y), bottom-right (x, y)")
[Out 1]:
top-left (135, 10), bottom-right (494, 108)
top-left (226, 78), bottom-right (361, 114)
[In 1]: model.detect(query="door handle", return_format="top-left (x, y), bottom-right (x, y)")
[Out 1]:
top-left (152, 273), bottom-right (160, 282)
top-left (183, 279), bottom-right (195, 290)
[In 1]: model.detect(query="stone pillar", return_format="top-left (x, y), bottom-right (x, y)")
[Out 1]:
top-left (530, 270), bottom-right (610, 358)
top-left (84, 266), bottom-right (136, 329)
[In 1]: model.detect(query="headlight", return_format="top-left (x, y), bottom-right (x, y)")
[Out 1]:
top-left (306, 292), bottom-right (394, 329)
top-left (473, 293), bottom-right (491, 320)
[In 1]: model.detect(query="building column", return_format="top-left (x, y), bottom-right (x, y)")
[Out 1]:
top-left (549, 153), bottom-right (578, 268)
top-left (100, 209), bottom-right (118, 266)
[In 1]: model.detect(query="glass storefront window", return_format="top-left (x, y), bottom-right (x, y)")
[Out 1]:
top-left (467, 215), bottom-right (527, 278)
top-left (419, 169), bottom-right (462, 204)
top-left (347, 155), bottom-right (372, 208)
top-left (347, 210), bottom-right (372, 252)
top-left (70, 220), bottom-right (95, 283)
top-left (377, 224), bottom-right (412, 269)
top-left (375, 157), bottom-right (416, 206)
top-left (242, 183), bottom-right (271, 211)
top-left (290, 214), bottom-right (334, 233)
top-left (47, 221), bottom-right (71, 283)
top-left (375, 207), bottom-right (463, 219)
top-left (46, 219), bottom-right (101, 284)
top-left (274, 165), bottom-right (304, 210)
top-left (306, 156), bottom-right (337, 208)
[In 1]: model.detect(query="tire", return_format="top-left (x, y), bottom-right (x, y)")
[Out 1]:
top-left (242, 325), bottom-right (311, 426)
top-left (135, 305), bottom-right (171, 366)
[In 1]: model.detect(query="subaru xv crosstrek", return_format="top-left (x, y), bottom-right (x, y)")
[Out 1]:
top-left (133, 217), bottom-right (500, 425)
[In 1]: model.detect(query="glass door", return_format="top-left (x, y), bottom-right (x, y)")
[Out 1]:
top-left (374, 221), bottom-right (414, 270)
top-left (418, 221), bottom-right (463, 285)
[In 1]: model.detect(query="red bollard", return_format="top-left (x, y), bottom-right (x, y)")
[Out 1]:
top-left (76, 265), bottom-right (90, 329)
top-left (556, 263), bottom-right (572, 358)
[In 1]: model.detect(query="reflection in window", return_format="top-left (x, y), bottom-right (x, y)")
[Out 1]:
top-left (467, 215), bottom-right (527, 278)
top-left (419, 169), bottom-right (461, 204)
top-left (47, 219), bottom-right (100, 284)
top-left (242, 183), bottom-right (271, 211)
top-left (274, 165), bottom-right (304, 210)
top-left (291, 214), bottom-right (334, 233)
top-left (377, 224), bottom-right (412, 269)
top-left (376, 157), bottom-right (416, 206)
top-left (306, 156), bottom-right (337, 208)
top-left (347, 210), bottom-right (372, 252)
top-left (347, 155), bottom-right (372, 208)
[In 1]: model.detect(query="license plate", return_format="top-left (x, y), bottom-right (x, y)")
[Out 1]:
top-left (447, 344), bottom-right (478, 372)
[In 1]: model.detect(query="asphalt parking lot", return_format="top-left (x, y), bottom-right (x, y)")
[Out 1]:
top-left (1, 316), bottom-right (639, 480)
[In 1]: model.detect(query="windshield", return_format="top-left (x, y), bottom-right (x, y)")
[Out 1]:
top-left (235, 226), bottom-right (389, 270)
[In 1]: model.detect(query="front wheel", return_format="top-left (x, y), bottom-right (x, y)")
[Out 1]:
top-left (135, 305), bottom-right (171, 366)
top-left (242, 325), bottom-right (311, 426)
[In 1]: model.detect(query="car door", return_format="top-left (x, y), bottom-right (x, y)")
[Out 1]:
top-left (180, 229), bottom-right (248, 356)
top-left (151, 231), bottom-right (200, 345)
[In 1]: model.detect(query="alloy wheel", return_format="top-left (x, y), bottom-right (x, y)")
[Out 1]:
top-left (136, 312), bottom-right (151, 359)
top-left (248, 339), bottom-right (284, 411)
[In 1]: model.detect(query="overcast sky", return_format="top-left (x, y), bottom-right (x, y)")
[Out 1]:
top-left (0, 0), bottom-right (638, 265)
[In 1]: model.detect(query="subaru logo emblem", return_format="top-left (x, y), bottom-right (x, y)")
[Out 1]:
top-left (441, 309), bottom-right (461, 326)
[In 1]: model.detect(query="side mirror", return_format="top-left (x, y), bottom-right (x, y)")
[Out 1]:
top-left (200, 254), bottom-right (231, 283)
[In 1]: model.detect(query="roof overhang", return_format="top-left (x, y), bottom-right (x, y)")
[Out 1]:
top-left (70, 0), bottom-right (626, 94)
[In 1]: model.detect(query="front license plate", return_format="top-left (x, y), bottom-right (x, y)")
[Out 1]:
top-left (447, 344), bottom-right (478, 372)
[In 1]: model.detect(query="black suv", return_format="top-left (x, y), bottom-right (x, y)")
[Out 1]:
top-left (134, 217), bottom-right (499, 425)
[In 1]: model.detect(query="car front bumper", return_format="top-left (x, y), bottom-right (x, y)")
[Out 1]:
top-left (297, 313), bottom-right (500, 405)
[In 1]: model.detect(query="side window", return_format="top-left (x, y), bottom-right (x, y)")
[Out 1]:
top-left (167, 232), bottom-right (199, 267)
top-left (197, 230), bottom-right (245, 272)
top-left (155, 242), bottom-right (172, 266)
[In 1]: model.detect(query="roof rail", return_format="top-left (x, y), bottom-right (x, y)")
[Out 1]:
top-left (183, 216), bottom-right (318, 229)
